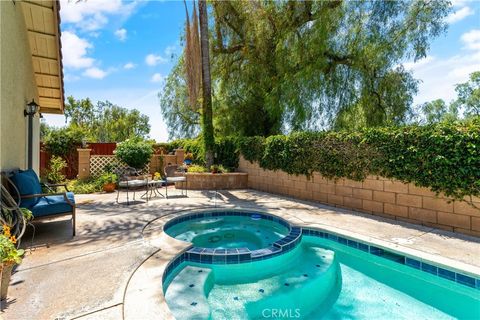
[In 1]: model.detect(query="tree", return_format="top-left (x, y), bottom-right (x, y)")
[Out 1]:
top-left (417, 71), bottom-right (479, 123)
top-left (63, 96), bottom-right (150, 142)
top-left (420, 99), bottom-right (458, 124)
top-left (198, 0), bottom-right (215, 166)
top-left (453, 71), bottom-right (480, 118)
top-left (159, 59), bottom-right (201, 140)
top-left (160, 0), bottom-right (450, 137)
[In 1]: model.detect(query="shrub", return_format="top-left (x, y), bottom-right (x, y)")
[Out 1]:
top-left (43, 127), bottom-right (83, 157)
top-left (214, 137), bottom-right (239, 170)
top-left (45, 156), bottom-right (67, 183)
top-left (237, 117), bottom-right (480, 201)
top-left (115, 139), bottom-right (153, 169)
top-left (97, 172), bottom-right (117, 185)
top-left (187, 165), bottom-right (208, 173)
top-left (67, 178), bottom-right (102, 194)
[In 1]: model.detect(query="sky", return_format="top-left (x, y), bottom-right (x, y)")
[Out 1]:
top-left (44, 0), bottom-right (480, 142)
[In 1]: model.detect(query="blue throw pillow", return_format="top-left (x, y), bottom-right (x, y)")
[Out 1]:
top-left (11, 169), bottom-right (43, 208)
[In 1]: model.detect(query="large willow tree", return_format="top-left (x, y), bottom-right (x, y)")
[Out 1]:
top-left (160, 0), bottom-right (450, 138)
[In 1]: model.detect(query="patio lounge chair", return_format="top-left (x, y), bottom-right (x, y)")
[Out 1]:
top-left (6, 169), bottom-right (76, 236)
top-left (164, 165), bottom-right (187, 198)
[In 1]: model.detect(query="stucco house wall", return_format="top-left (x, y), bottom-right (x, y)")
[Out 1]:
top-left (0, 1), bottom-right (40, 173)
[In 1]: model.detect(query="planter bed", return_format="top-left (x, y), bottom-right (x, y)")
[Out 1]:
top-left (175, 172), bottom-right (248, 190)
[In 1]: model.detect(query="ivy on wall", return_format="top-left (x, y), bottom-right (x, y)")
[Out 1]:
top-left (237, 118), bottom-right (480, 201)
top-left (169, 117), bottom-right (480, 201)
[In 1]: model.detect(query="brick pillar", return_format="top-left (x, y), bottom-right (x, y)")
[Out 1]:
top-left (77, 148), bottom-right (92, 179)
top-left (175, 149), bottom-right (185, 165)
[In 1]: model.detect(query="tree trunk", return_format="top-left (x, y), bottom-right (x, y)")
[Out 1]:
top-left (198, 0), bottom-right (215, 167)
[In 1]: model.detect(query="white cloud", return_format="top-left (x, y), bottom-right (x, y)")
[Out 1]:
top-left (406, 53), bottom-right (480, 105)
top-left (461, 29), bottom-right (480, 50)
top-left (60, 0), bottom-right (138, 32)
top-left (61, 31), bottom-right (94, 69)
top-left (403, 56), bottom-right (435, 71)
top-left (164, 45), bottom-right (177, 57)
top-left (123, 62), bottom-right (136, 70)
top-left (446, 6), bottom-right (474, 24)
top-left (83, 67), bottom-right (108, 79)
top-left (145, 53), bottom-right (167, 66)
top-left (114, 28), bottom-right (127, 41)
top-left (151, 73), bottom-right (163, 82)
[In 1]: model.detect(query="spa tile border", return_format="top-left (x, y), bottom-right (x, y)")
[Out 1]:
top-left (302, 228), bottom-right (480, 291)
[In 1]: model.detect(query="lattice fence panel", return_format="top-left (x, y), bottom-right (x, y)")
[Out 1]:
top-left (89, 155), bottom-right (150, 177)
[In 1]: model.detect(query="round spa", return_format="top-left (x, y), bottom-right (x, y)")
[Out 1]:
top-left (164, 211), bottom-right (291, 250)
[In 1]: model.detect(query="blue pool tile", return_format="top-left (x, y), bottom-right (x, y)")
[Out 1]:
top-left (476, 279), bottom-right (480, 290)
top-left (421, 262), bottom-right (438, 275)
top-left (214, 249), bottom-right (226, 254)
top-left (226, 255), bottom-right (239, 264)
top-left (382, 252), bottom-right (405, 264)
top-left (200, 255), bottom-right (213, 264)
top-left (456, 274), bottom-right (476, 288)
top-left (203, 248), bottom-right (215, 254)
top-left (239, 254), bottom-right (251, 262)
top-left (358, 243), bottom-right (369, 252)
top-left (327, 233), bottom-right (338, 241)
top-left (226, 248), bottom-right (238, 254)
top-left (405, 258), bottom-right (421, 269)
top-left (347, 240), bottom-right (358, 248)
top-left (237, 248), bottom-right (250, 254)
top-left (369, 246), bottom-right (384, 256)
top-left (438, 268), bottom-right (456, 281)
top-left (212, 255), bottom-right (226, 264)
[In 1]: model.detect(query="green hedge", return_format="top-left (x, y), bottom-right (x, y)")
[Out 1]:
top-left (237, 118), bottom-right (480, 201)
top-left (167, 118), bottom-right (479, 200)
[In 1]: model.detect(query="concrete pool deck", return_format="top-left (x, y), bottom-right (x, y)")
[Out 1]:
top-left (2, 189), bottom-right (479, 319)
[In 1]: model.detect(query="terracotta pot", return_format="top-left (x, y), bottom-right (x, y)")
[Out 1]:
top-left (1, 262), bottom-right (14, 300)
top-left (103, 183), bottom-right (116, 193)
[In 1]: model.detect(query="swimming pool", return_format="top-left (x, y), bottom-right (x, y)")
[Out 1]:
top-left (163, 211), bottom-right (480, 319)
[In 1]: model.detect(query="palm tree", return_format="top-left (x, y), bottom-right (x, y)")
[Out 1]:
top-left (198, 0), bottom-right (214, 167)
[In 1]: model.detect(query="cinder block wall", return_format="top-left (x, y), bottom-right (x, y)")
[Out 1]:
top-left (238, 156), bottom-right (480, 237)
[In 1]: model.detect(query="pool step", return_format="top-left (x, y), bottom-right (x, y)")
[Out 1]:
top-left (245, 247), bottom-right (341, 318)
top-left (164, 266), bottom-right (214, 320)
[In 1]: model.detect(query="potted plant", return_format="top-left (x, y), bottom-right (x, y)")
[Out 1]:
top-left (210, 164), bottom-right (219, 174)
top-left (184, 152), bottom-right (193, 165)
top-left (0, 207), bottom-right (32, 301)
top-left (98, 172), bottom-right (117, 193)
top-left (115, 139), bottom-right (153, 172)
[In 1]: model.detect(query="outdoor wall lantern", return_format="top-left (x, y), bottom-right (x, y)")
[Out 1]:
top-left (24, 99), bottom-right (39, 169)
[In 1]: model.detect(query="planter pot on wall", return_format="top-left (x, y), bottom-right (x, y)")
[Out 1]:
top-left (1, 262), bottom-right (14, 300)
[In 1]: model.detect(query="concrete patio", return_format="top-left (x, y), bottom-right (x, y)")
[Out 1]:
top-left (2, 188), bottom-right (479, 320)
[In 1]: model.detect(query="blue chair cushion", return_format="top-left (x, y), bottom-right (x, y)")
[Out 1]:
top-left (11, 169), bottom-right (42, 209)
top-left (31, 192), bottom-right (75, 218)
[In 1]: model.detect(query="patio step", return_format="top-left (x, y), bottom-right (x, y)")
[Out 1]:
top-left (165, 266), bottom-right (214, 320)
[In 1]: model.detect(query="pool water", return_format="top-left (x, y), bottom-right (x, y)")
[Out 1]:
top-left (164, 236), bottom-right (480, 320)
top-left (165, 215), bottom-right (290, 250)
